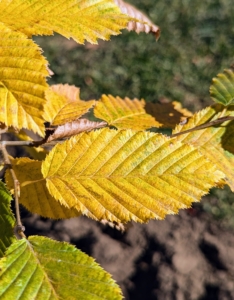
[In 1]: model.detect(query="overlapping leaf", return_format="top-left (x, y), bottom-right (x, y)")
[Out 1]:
top-left (15, 130), bottom-right (47, 160)
top-left (0, 0), bottom-right (130, 44)
top-left (210, 69), bottom-right (234, 106)
top-left (0, 236), bottom-right (122, 300)
top-left (42, 128), bottom-right (224, 223)
top-left (47, 119), bottom-right (107, 142)
top-left (173, 105), bottom-right (234, 190)
top-left (44, 84), bottom-right (95, 126)
top-left (94, 95), bottom-right (161, 130)
top-left (145, 101), bottom-right (193, 128)
top-left (5, 158), bottom-right (81, 219)
top-left (0, 23), bottom-right (49, 136)
top-left (114, 0), bottom-right (160, 39)
top-left (0, 181), bottom-right (16, 258)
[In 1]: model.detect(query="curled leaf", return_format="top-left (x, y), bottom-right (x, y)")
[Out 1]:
top-left (47, 119), bottom-right (107, 142)
top-left (114, 0), bottom-right (160, 39)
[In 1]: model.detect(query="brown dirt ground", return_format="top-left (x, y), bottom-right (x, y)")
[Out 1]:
top-left (22, 206), bottom-right (234, 300)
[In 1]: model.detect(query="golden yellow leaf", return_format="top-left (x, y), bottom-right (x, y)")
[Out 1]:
top-left (42, 128), bottom-right (224, 223)
top-left (145, 101), bottom-right (193, 128)
top-left (114, 0), bottom-right (160, 40)
top-left (173, 105), bottom-right (234, 190)
top-left (44, 84), bottom-right (95, 125)
top-left (5, 158), bottom-right (81, 219)
top-left (94, 95), bottom-right (161, 130)
top-left (0, 0), bottom-right (130, 44)
top-left (0, 24), bottom-right (49, 136)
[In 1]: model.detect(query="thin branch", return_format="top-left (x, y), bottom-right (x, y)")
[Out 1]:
top-left (0, 144), bottom-right (25, 238)
top-left (171, 116), bottom-right (234, 138)
top-left (1, 141), bottom-right (33, 146)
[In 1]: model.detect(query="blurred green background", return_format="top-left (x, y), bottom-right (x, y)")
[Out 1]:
top-left (34, 0), bottom-right (234, 226)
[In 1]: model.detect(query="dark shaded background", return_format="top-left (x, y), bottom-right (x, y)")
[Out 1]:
top-left (20, 0), bottom-right (234, 299)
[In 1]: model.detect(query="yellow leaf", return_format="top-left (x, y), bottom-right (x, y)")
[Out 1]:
top-left (145, 101), bottom-right (193, 129)
top-left (42, 128), bottom-right (224, 223)
top-left (173, 105), bottom-right (234, 190)
top-left (94, 95), bottom-right (161, 130)
top-left (0, 24), bottom-right (49, 136)
top-left (5, 158), bottom-right (81, 219)
top-left (44, 84), bottom-right (95, 125)
top-left (15, 130), bottom-right (47, 160)
top-left (0, 0), bottom-right (130, 44)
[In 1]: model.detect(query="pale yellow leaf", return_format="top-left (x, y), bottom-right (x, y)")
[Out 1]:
top-left (44, 84), bottom-right (95, 125)
top-left (145, 101), bottom-right (193, 128)
top-left (0, 23), bottom-right (49, 136)
top-left (0, 0), bottom-right (130, 44)
top-left (114, 0), bottom-right (160, 39)
top-left (173, 105), bottom-right (234, 190)
top-left (5, 158), bottom-right (81, 219)
top-left (42, 128), bottom-right (224, 223)
top-left (94, 95), bottom-right (161, 130)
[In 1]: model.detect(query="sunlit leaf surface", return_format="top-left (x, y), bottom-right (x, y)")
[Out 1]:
top-left (0, 0), bottom-right (130, 44)
top-left (42, 128), bottom-right (224, 223)
top-left (0, 24), bottom-right (48, 136)
top-left (94, 95), bottom-right (161, 130)
top-left (0, 236), bottom-right (122, 300)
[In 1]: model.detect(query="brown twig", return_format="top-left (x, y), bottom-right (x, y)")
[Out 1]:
top-left (0, 143), bottom-right (25, 238)
top-left (171, 116), bottom-right (234, 138)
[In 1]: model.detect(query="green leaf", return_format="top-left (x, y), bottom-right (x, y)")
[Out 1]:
top-left (0, 236), bottom-right (123, 300)
top-left (42, 128), bottom-right (224, 223)
top-left (0, 181), bottom-right (16, 258)
top-left (210, 69), bottom-right (234, 106)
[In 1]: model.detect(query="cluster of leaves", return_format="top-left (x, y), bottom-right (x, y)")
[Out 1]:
top-left (37, 0), bottom-right (234, 108)
top-left (1, 0), bottom-right (234, 299)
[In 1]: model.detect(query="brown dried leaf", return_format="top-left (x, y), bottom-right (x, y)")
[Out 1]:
top-left (114, 0), bottom-right (160, 40)
top-left (47, 119), bottom-right (107, 142)
top-left (145, 101), bottom-right (193, 129)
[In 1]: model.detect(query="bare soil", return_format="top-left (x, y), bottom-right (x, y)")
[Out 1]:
top-left (22, 207), bottom-right (234, 300)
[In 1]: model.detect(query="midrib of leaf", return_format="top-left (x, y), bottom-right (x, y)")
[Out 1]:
top-left (111, 112), bottom-right (150, 124)
top-left (25, 240), bottom-right (58, 299)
